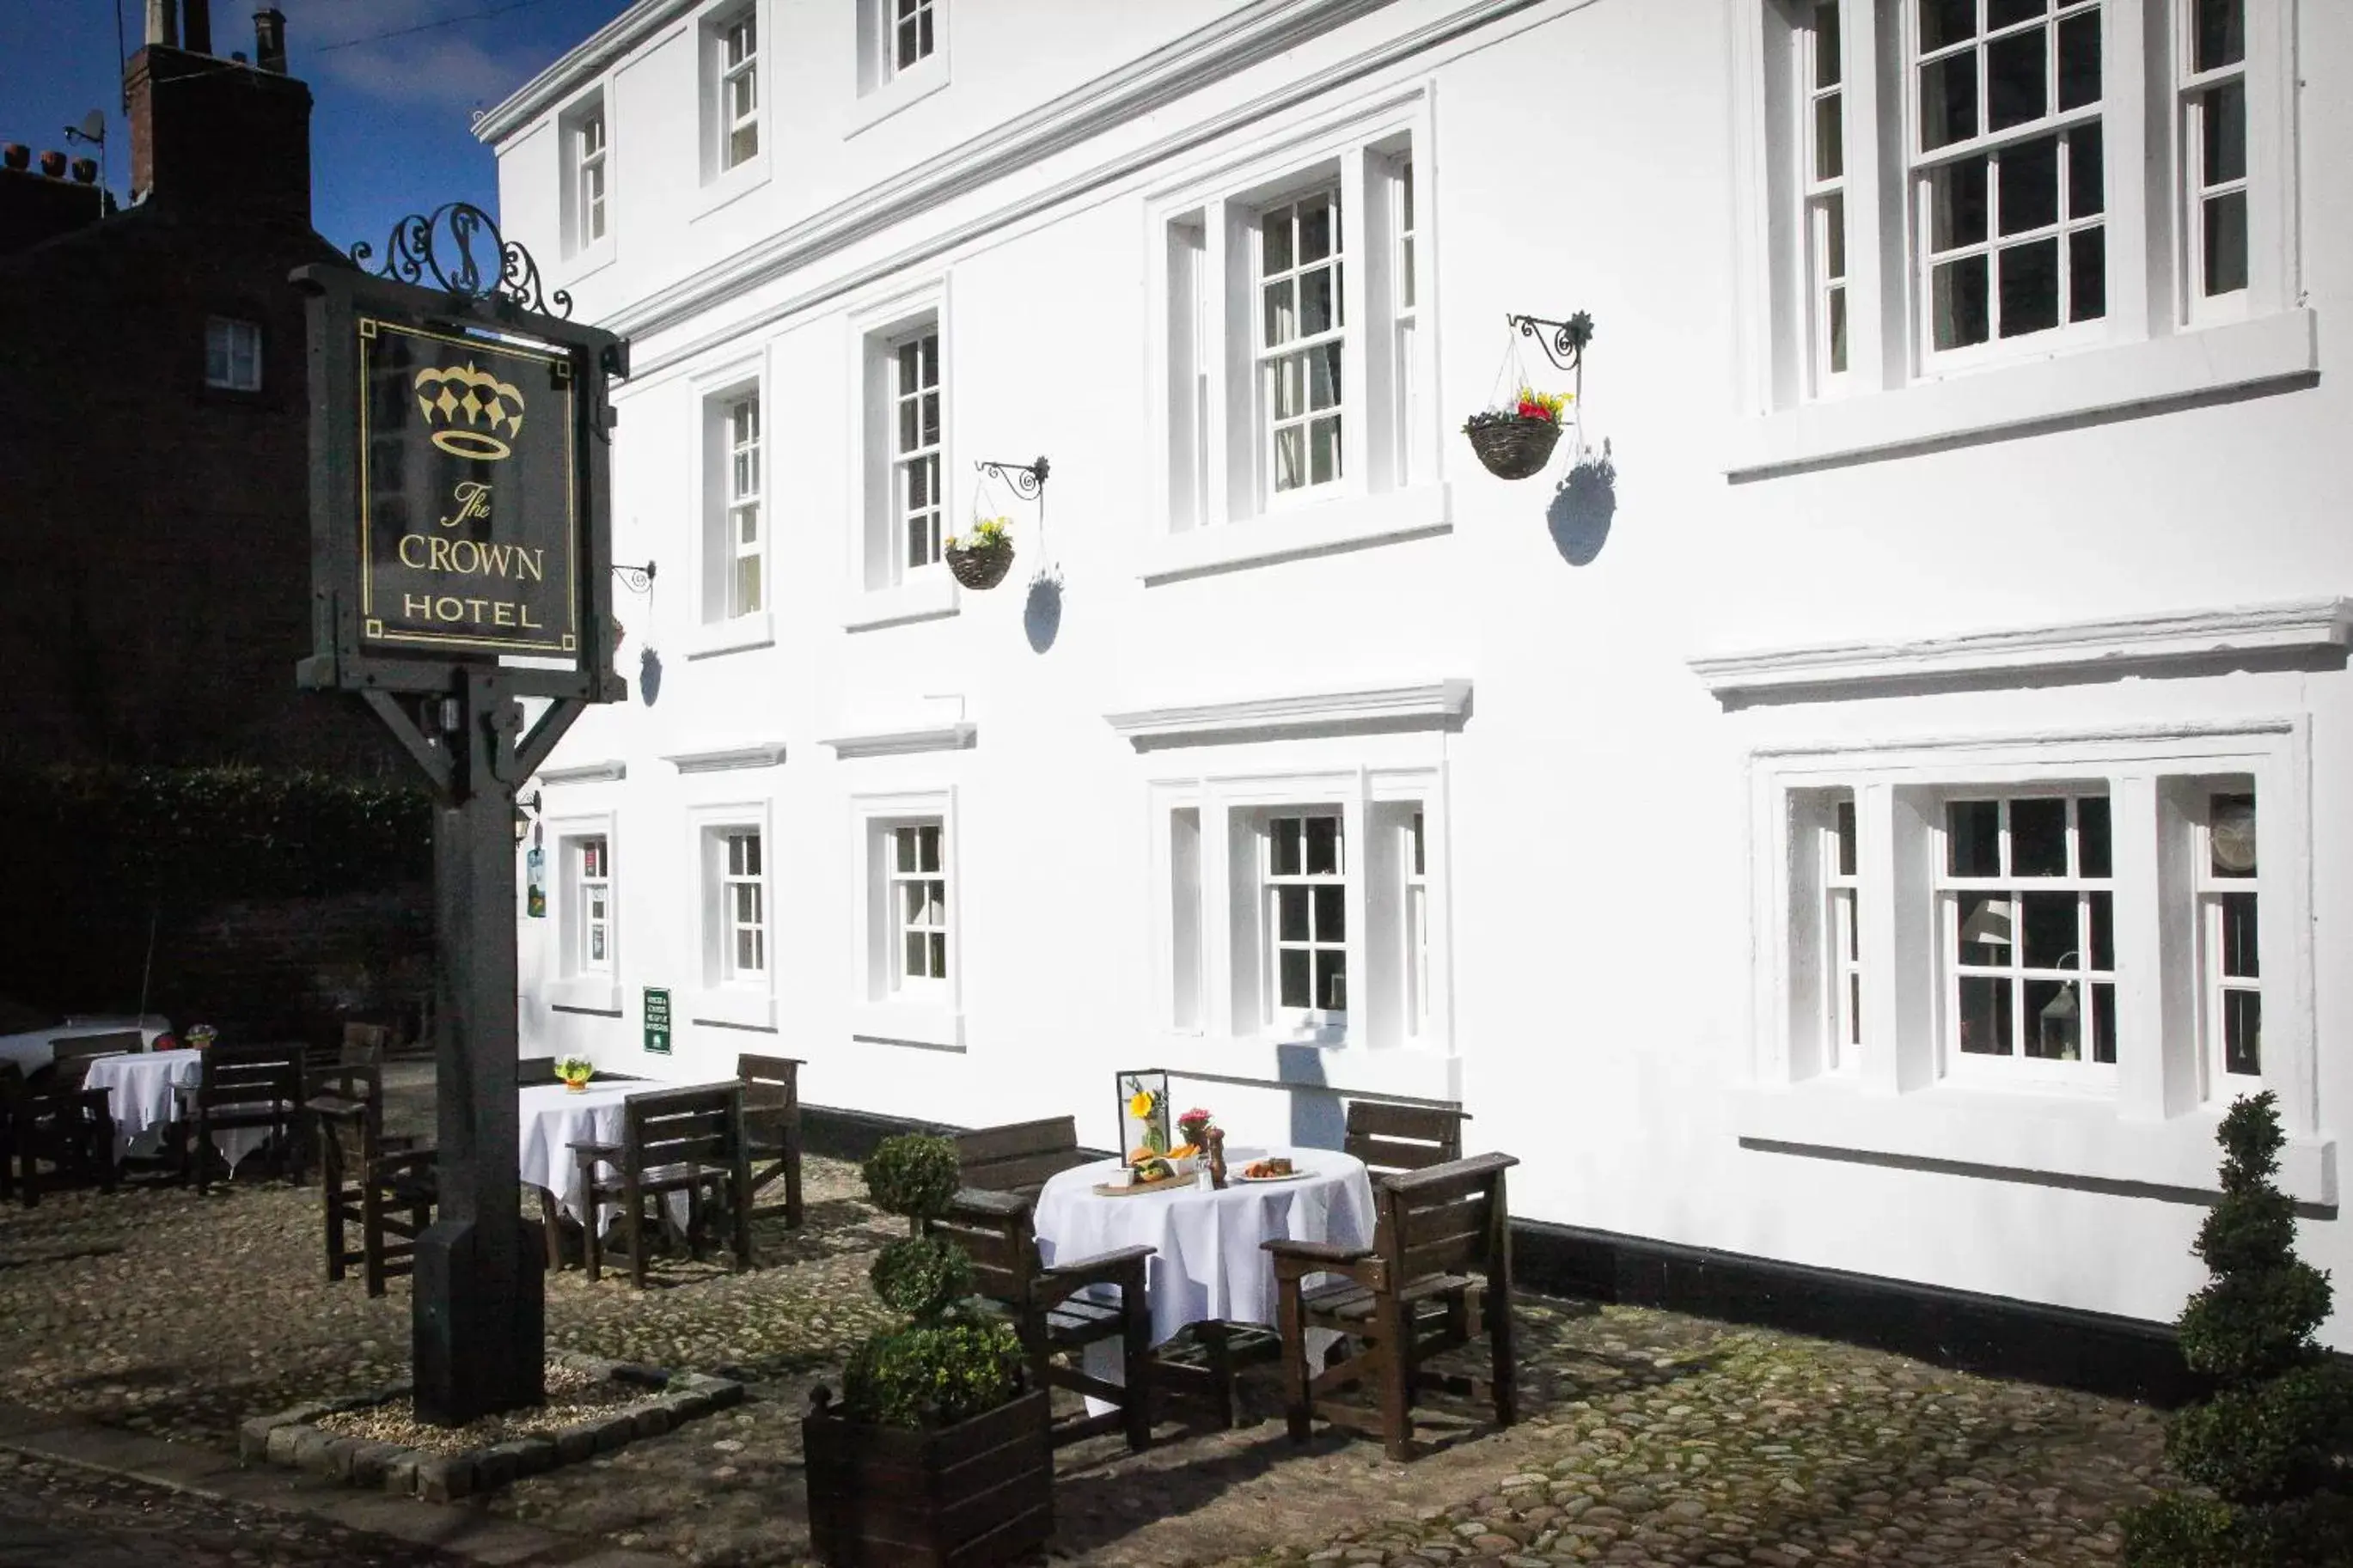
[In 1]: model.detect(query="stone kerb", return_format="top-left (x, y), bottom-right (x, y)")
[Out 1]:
top-left (237, 1351), bottom-right (743, 1503)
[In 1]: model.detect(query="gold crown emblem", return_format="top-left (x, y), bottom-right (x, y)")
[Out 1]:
top-left (414, 362), bottom-right (526, 461)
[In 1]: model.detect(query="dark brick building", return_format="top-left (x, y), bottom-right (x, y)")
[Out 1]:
top-left (0, 3), bottom-right (390, 772)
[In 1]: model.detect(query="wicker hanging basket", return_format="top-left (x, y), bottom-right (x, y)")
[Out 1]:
top-left (945, 541), bottom-right (1015, 590)
top-left (1464, 415), bottom-right (1564, 480)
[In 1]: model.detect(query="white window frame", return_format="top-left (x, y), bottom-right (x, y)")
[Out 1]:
top-left (559, 91), bottom-right (612, 265)
top-left (697, 1), bottom-right (768, 204)
top-left (725, 393), bottom-right (763, 618)
top-left (687, 800), bottom-right (775, 1031)
top-left (1262, 810), bottom-right (1349, 1034)
top-left (718, 6), bottom-right (759, 171)
top-left (1142, 88), bottom-right (1445, 584)
top-left (578, 834), bottom-right (614, 976)
top-left (1738, 717), bottom-right (2329, 1202)
top-left (851, 790), bottom-right (963, 1051)
top-left (546, 811), bottom-right (621, 1014)
top-left (204, 316), bottom-right (261, 392)
top-left (847, 282), bottom-right (959, 630)
top-left (690, 361), bottom-right (773, 656)
top-left (2191, 780), bottom-right (2263, 1095)
top-left (2176, 0), bottom-right (2252, 324)
top-left (852, 0), bottom-right (950, 130)
top-left (1728, 0), bottom-right (2308, 476)
top-left (1148, 760), bottom-right (1452, 1098)
top-left (889, 328), bottom-right (944, 574)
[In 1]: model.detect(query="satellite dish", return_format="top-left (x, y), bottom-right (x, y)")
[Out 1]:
top-left (67, 110), bottom-right (104, 143)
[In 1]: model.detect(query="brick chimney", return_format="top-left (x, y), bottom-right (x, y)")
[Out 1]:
top-left (125, 8), bottom-right (311, 226)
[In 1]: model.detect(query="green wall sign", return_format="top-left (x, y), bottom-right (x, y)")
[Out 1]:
top-left (643, 986), bottom-right (671, 1055)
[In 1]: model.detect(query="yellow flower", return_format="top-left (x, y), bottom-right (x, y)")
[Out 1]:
top-left (1128, 1089), bottom-right (1155, 1119)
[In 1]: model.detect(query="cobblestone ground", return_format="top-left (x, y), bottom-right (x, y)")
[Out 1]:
top-left (0, 1449), bottom-right (468, 1567)
top-left (0, 1138), bottom-right (2174, 1567)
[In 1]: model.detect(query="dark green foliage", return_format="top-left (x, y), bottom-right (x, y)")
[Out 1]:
top-left (0, 763), bottom-right (431, 901)
top-left (840, 1133), bottom-right (1021, 1431)
top-left (840, 1320), bottom-right (1025, 1431)
top-left (859, 1133), bottom-right (962, 1230)
top-left (2125, 1093), bottom-right (2353, 1566)
top-left (871, 1235), bottom-right (974, 1320)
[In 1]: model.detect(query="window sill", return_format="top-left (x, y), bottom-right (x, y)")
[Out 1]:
top-left (547, 976), bottom-right (622, 1015)
top-left (693, 155), bottom-right (770, 223)
top-left (1159, 1032), bottom-right (1459, 1103)
top-left (687, 985), bottom-right (774, 1032)
top-left (849, 998), bottom-right (963, 1052)
top-left (847, 64), bottom-right (949, 138)
top-left (1725, 309), bottom-right (2319, 481)
top-left (1140, 482), bottom-right (1452, 585)
top-left (686, 611), bottom-right (773, 660)
top-left (561, 237), bottom-right (617, 286)
top-left (842, 571), bottom-right (959, 631)
top-left (1730, 1079), bottom-right (2337, 1205)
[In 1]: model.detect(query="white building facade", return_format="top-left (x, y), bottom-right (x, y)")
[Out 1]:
top-left (483, 0), bottom-right (2350, 1349)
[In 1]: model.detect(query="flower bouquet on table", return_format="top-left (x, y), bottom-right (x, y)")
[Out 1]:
top-left (1463, 384), bottom-right (1570, 480)
top-left (554, 1055), bottom-right (596, 1092)
top-left (944, 516), bottom-right (1014, 590)
top-left (185, 1023), bottom-right (217, 1052)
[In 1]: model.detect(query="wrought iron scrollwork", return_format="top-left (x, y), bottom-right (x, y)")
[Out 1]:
top-left (351, 201), bottom-right (573, 320)
top-left (975, 456), bottom-right (1050, 499)
top-left (1505, 310), bottom-right (1595, 375)
top-left (611, 562), bottom-right (657, 595)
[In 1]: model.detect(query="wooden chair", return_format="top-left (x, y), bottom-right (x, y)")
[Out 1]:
top-left (956, 1116), bottom-right (1091, 1201)
top-left (2, 1065), bottom-right (117, 1207)
top-left (517, 1056), bottom-right (557, 1090)
top-left (570, 1083), bottom-right (753, 1289)
top-left (309, 1065), bottom-right (437, 1296)
top-left (1264, 1151), bottom-right (1518, 1461)
top-left (179, 1041), bottom-right (305, 1193)
top-left (932, 1187), bottom-right (1155, 1452)
top-left (1344, 1099), bottom-right (1470, 1181)
top-left (736, 1053), bottom-right (805, 1227)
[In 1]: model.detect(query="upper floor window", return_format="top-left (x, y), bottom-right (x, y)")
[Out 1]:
top-left (892, 330), bottom-right (944, 571)
top-left (890, 0), bottom-right (937, 76)
top-left (700, 380), bottom-right (766, 632)
top-left (718, 8), bottom-right (760, 171)
top-left (1158, 128), bottom-right (1426, 538)
top-left (1764, 0), bottom-right (2288, 405)
top-left (573, 106), bottom-right (608, 251)
top-left (851, 294), bottom-right (950, 608)
top-left (725, 394), bottom-right (763, 616)
top-left (205, 317), bottom-right (261, 392)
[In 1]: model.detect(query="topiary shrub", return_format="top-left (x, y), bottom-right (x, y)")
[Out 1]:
top-left (840, 1134), bottom-right (1023, 1431)
top-left (2124, 1093), bottom-right (2353, 1566)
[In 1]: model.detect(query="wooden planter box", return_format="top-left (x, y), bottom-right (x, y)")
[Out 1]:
top-left (804, 1388), bottom-right (1053, 1568)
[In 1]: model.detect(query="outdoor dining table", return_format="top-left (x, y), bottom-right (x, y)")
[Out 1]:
top-left (518, 1077), bottom-right (730, 1229)
top-left (1031, 1147), bottom-right (1378, 1408)
top-left (80, 1048), bottom-right (280, 1169)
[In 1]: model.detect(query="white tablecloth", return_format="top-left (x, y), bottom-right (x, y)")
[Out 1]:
top-left (520, 1080), bottom-right (727, 1226)
top-left (80, 1049), bottom-right (281, 1170)
top-left (1032, 1149), bottom-right (1378, 1347)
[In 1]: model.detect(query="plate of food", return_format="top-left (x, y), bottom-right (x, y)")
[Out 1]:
top-left (1237, 1155), bottom-right (1308, 1182)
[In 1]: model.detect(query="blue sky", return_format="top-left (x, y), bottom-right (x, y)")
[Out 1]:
top-left (1, 0), bottom-right (636, 255)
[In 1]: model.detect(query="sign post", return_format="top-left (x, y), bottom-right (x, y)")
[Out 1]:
top-left (643, 986), bottom-right (671, 1056)
top-left (294, 204), bottom-right (626, 1426)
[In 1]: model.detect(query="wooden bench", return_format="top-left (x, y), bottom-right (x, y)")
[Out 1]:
top-left (1265, 1150), bottom-right (1518, 1461)
top-left (571, 1084), bottom-right (753, 1288)
top-left (1343, 1099), bottom-right (1470, 1180)
top-left (931, 1187), bottom-right (1155, 1452)
top-left (954, 1115), bottom-right (1091, 1202)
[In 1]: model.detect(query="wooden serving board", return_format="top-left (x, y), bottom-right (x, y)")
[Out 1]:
top-left (1091, 1174), bottom-right (1191, 1198)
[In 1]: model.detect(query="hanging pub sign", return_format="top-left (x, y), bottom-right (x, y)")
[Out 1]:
top-left (293, 203), bottom-right (626, 706)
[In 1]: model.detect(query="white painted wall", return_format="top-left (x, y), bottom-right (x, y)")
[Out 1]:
top-left (492, 0), bottom-right (2353, 1346)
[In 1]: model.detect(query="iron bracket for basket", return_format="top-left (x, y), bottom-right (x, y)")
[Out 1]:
top-left (1504, 311), bottom-right (1595, 375)
top-left (975, 456), bottom-right (1050, 499)
top-left (610, 562), bottom-right (657, 595)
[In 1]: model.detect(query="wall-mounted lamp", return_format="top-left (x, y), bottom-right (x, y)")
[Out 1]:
top-left (512, 786), bottom-right (542, 845)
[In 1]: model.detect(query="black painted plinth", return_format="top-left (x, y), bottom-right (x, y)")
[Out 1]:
top-left (413, 1215), bottom-right (547, 1425)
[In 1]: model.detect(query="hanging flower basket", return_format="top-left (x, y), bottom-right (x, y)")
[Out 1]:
top-left (1463, 387), bottom-right (1571, 481)
top-left (944, 516), bottom-right (1014, 590)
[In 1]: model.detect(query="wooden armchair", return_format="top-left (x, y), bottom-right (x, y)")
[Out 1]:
top-left (736, 1052), bottom-right (805, 1227)
top-left (1343, 1098), bottom-right (1470, 1181)
top-left (570, 1083), bottom-right (752, 1288)
top-left (955, 1116), bottom-right (1091, 1201)
top-left (180, 1042), bottom-right (306, 1193)
top-left (2, 1065), bottom-right (116, 1207)
top-left (1264, 1150), bottom-right (1519, 1461)
top-left (931, 1187), bottom-right (1155, 1452)
top-left (309, 1065), bottom-right (436, 1296)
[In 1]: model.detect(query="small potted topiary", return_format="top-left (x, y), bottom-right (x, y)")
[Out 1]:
top-left (2122, 1092), bottom-right (2353, 1565)
top-left (804, 1133), bottom-right (1051, 1568)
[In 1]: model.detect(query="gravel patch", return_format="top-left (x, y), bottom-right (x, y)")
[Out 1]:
top-left (314, 1363), bottom-right (645, 1455)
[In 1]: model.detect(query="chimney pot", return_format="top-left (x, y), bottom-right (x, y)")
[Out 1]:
top-left (69, 157), bottom-right (97, 184)
top-left (145, 0), bottom-right (178, 48)
top-left (254, 8), bottom-right (286, 73)
top-left (38, 149), bottom-right (66, 178)
top-left (2, 144), bottom-right (27, 171)
top-left (183, 0), bottom-right (212, 54)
